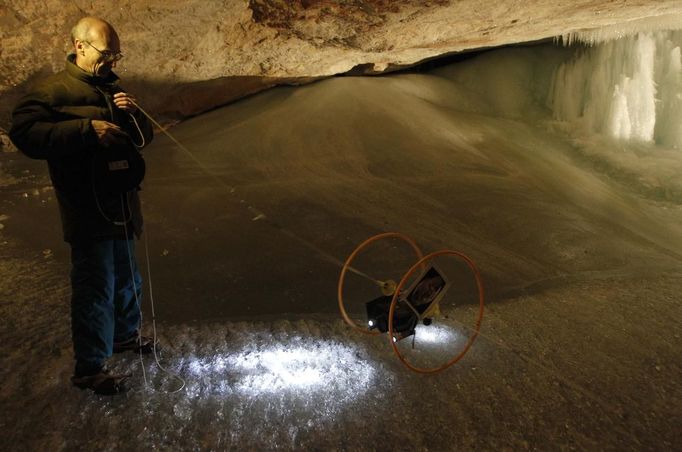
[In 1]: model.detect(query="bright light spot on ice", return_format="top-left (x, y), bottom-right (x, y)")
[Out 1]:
top-left (233, 348), bottom-right (324, 390)
top-left (413, 324), bottom-right (459, 345)
top-left (185, 339), bottom-right (376, 398)
top-left (232, 343), bottom-right (374, 395)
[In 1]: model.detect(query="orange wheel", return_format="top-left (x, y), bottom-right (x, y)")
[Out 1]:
top-left (338, 232), bottom-right (423, 335)
top-left (388, 250), bottom-right (484, 373)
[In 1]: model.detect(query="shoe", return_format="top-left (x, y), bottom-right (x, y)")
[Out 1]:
top-left (72, 368), bottom-right (131, 395)
top-left (113, 334), bottom-right (158, 354)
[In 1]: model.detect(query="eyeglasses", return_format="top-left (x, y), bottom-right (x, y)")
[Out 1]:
top-left (85, 41), bottom-right (123, 63)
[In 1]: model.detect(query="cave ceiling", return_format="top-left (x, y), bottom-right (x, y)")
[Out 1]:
top-left (1, 0), bottom-right (681, 126)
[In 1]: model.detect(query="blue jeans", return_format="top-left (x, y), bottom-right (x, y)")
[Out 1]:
top-left (70, 239), bottom-right (142, 376)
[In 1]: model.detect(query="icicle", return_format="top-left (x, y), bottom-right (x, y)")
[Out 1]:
top-left (550, 30), bottom-right (682, 148)
top-left (561, 13), bottom-right (682, 46)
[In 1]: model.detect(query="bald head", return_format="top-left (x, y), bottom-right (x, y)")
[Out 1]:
top-left (71, 17), bottom-right (121, 77)
top-left (71, 17), bottom-right (118, 45)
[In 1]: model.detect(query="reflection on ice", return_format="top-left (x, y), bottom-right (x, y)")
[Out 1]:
top-left (229, 343), bottom-right (375, 395)
top-left (182, 333), bottom-right (376, 399)
top-left (146, 319), bottom-right (397, 444)
top-left (187, 355), bottom-right (228, 375)
top-left (412, 323), bottom-right (460, 345)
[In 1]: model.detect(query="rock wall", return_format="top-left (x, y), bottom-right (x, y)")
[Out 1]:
top-left (1, 0), bottom-right (681, 130)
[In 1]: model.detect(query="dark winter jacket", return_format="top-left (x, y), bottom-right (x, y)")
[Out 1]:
top-left (9, 54), bottom-right (154, 243)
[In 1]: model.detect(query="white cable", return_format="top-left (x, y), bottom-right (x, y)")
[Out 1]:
top-left (120, 195), bottom-right (148, 387)
top-left (142, 225), bottom-right (186, 393)
top-left (119, 184), bottom-right (186, 393)
top-left (128, 112), bottom-right (146, 149)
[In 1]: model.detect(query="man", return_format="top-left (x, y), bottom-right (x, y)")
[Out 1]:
top-left (10, 17), bottom-right (156, 395)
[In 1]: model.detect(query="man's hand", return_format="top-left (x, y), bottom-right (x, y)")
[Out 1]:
top-left (113, 92), bottom-right (138, 114)
top-left (91, 120), bottom-right (128, 146)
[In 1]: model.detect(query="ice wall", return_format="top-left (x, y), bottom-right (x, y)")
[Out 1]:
top-left (549, 30), bottom-right (682, 149)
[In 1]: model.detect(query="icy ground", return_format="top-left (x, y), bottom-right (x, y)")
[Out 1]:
top-left (2, 234), bottom-right (679, 450)
top-left (1, 236), bottom-right (680, 450)
top-left (1, 35), bottom-right (682, 449)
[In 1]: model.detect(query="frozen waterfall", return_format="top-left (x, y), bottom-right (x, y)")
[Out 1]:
top-left (550, 30), bottom-right (682, 148)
